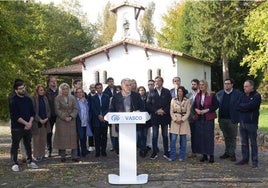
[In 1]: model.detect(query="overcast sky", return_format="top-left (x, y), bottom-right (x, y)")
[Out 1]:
top-left (39, 0), bottom-right (177, 31)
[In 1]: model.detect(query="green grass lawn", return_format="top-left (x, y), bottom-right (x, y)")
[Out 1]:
top-left (259, 101), bottom-right (268, 131)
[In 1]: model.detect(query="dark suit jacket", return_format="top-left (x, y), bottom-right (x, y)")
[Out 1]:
top-left (90, 93), bottom-right (110, 127)
top-left (109, 91), bottom-right (145, 112)
top-left (146, 87), bottom-right (172, 125)
top-left (31, 95), bottom-right (51, 135)
top-left (103, 86), bottom-right (117, 99)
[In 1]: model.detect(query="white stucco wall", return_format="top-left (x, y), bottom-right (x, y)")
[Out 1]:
top-left (177, 58), bottom-right (211, 91)
top-left (82, 44), bottom-right (211, 93)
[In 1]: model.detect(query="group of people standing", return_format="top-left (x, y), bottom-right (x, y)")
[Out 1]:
top-left (189, 78), bottom-right (261, 168)
top-left (8, 75), bottom-right (261, 172)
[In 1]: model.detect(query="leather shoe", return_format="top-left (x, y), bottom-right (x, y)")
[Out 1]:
top-left (219, 153), bottom-right (229, 159)
top-left (72, 158), bottom-right (79, 162)
top-left (60, 158), bottom-right (66, 163)
top-left (95, 153), bottom-right (100, 157)
top-left (235, 160), bottom-right (248, 165)
top-left (229, 156), bottom-right (236, 162)
top-left (200, 154), bottom-right (208, 162)
top-left (101, 152), bottom-right (107, 157)
top-left (209, 155), bottom-right (214, 163)
top-left (139, 150), bottom-right (147, 158)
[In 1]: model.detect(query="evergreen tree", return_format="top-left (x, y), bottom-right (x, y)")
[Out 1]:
top-left (95, 2), bottom-right (116, 47)
top-left (140, 2), bottom-right (156, 44)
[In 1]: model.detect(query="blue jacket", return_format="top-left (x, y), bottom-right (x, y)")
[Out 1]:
top-left (76, 98), bottom-right (93, 139)
top-left (217, 89), bottom-right (242, 123)
top-left (236, 90), bottom-right (261, 124)
top-left (91, 93), bottom-right (110, 127)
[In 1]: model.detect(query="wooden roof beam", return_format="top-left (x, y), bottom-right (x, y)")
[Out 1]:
top-left (104, 49), bottom-right (110, 61)
top-left (79, 58), bottom-right (86, 69)
top-left (134, 7), bottom-right (142, 20)
top-left (123, 42), bottom-right (128, 54)
top-left (171, 54), bottom-right (176, 66)
top-left (145, 48), bottom-right (149, 60)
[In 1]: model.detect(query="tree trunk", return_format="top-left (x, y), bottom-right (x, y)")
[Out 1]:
top-left (222, 52), bottom-right (229, 82)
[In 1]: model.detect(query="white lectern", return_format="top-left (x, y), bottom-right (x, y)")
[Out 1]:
top-left (104, 112), bottom-right (150, 185)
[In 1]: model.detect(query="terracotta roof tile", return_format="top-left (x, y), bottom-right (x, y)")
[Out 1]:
top-left (41, 63), bottom-right (82, 76)
top-left (110, 2), bottom-right (145, 13)
top-left (71, 38), bottom-right (211, 65)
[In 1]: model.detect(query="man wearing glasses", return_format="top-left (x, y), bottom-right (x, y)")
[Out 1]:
top-left (217, 78), bottom-right (241, 162)
top-left (9, 79), bottom-right (38, 171)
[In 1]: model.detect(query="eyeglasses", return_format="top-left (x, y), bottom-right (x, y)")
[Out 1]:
top-left (17, 85), bottom-right (25, 90)
top-left (224, 82), bottom-right (232, 85)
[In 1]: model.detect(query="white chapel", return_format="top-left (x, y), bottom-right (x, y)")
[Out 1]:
top-left (71, 1), bottom-right (212, 92)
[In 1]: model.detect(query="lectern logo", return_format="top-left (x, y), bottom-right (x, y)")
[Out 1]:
top-left (111, 115), bottom-right (120, 122)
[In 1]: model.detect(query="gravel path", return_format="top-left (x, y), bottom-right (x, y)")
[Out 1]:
top-left (1, 124), bottom-right (268, 188)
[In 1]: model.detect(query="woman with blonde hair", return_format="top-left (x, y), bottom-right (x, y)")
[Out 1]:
top-left (53, 83), bottom-right (78, 162)
top-left (32, 84), bottom-right (51, 161)
top-left (130, 79), bottom-right (138, 92)
top-left (193, 80), bottom-right (218, 163)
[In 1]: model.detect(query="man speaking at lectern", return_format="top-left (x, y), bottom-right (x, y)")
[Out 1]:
top-left (109, 78), bottom-right (145, 154)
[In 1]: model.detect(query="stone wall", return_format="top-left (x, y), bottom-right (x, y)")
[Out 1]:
top-left (257, 131), bottom-right (268, 148)
top-left (215, 125), bottom-right (268, 149)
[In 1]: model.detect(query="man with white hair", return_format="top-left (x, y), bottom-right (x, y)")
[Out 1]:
top-left (109, 78), bottom-right (145, 155)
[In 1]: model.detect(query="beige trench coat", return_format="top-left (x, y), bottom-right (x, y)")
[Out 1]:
top-left (53, 95), bottom-right (78, 149)
top-left (170, 97), bottom-right (191, 135)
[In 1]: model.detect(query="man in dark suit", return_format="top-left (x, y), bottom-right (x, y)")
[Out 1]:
top-left (170, 76), bottom-right (181, 99)
top-left (109, 78), bottom-right (145, 155)
top-left (103, 77), bottom-right (117, 151)
top-left (45, 76), bottom-right (58, 157)
top-left (170, 76), bottom-right (188, 99)
top-left (147, 76), bottom-right (172, 160)
top-left (87, 84), bottom-right (96, 152)
top-left (103, 77), bottom-right (117, 98)
top-left (90, 83), bottom-right (110, 157)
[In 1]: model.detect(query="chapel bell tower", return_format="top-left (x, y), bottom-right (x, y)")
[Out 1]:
top-left (111, 1), bottom-right (145, 42)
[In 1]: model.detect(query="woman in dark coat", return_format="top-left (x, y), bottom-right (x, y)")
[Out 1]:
top-left (32, 84), bottom-right (51, 161)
